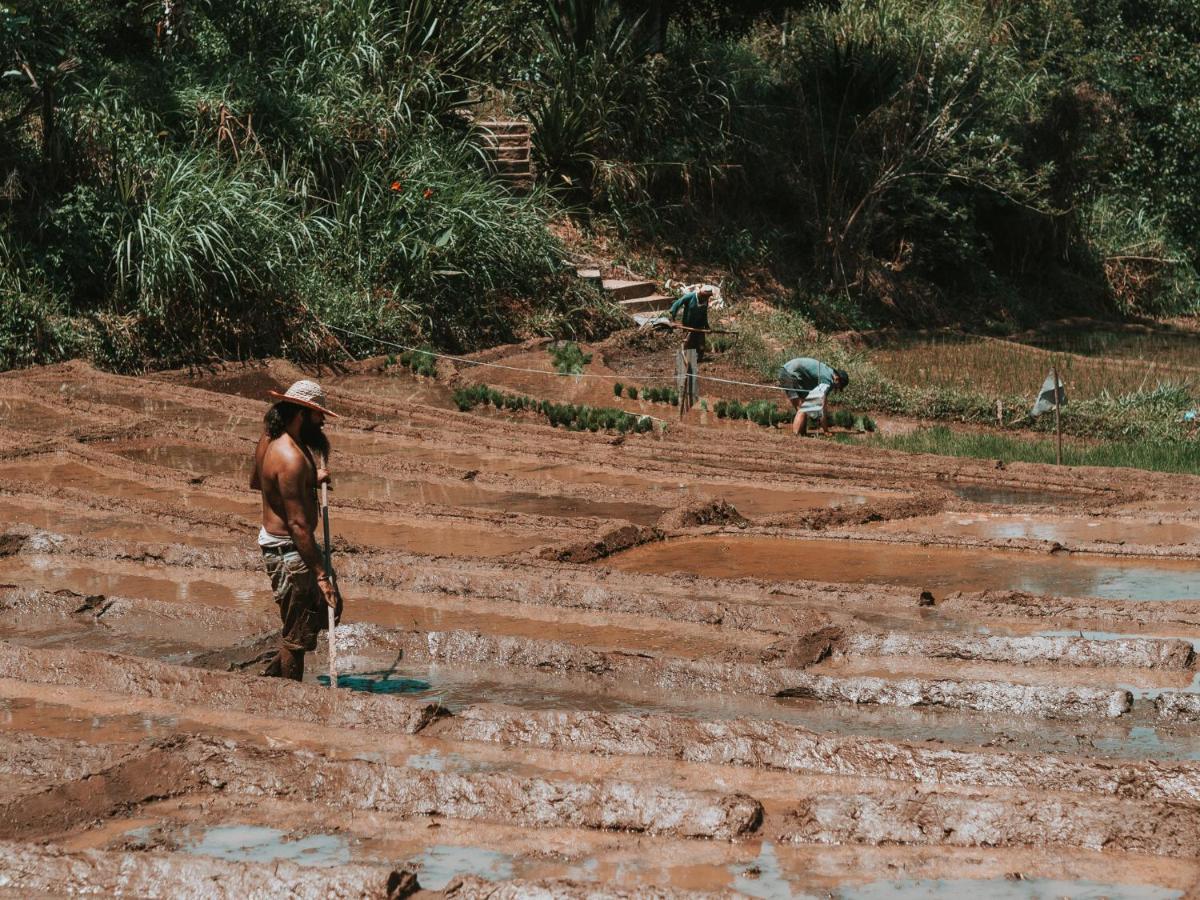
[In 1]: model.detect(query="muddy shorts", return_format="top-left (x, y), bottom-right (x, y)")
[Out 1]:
top-left (262, 547), bottom-right (326, 652)
top-left (778, 368), bottom-right (810, 402)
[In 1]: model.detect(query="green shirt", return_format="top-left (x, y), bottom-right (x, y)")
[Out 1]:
top-left (668, 291), bottom-right (709, 331)
top-left (780, 357), bottom-right (835, 391)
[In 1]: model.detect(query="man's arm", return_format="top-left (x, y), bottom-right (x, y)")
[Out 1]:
top-left (250, 434), bottom-right (269, 491)
top-left (276, 454), bottom-right (326, 579)
top-left (668, 293), bottom-right (688, 321)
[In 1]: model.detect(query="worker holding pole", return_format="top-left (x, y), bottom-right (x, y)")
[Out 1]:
top-left (668, 285), bottom-right (714, 361)
top-left (250, 380), bottom-right (344, 681)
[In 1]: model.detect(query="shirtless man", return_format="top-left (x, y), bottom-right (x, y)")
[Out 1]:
top-left (250, 380), bottom-right (342, 680)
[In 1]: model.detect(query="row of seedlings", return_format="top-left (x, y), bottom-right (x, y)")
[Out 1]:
top-left (613, 383), bottom-right (679, 405)
top-left (453, 385), bottom-right (656, 433)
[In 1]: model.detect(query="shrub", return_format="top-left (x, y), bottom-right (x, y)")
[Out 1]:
top-left (614, 382), bottom-right (624, 397)
top-left (549, 340), bottom-right (593, 374)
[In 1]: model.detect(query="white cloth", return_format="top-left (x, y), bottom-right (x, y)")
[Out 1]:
top-left (800, 382), bottom-right (830, 416)
top-left (257, 526), bottom-right (293, 549)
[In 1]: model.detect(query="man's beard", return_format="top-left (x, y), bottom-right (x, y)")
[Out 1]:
top-left (299, 415), bottom-right (330, 460)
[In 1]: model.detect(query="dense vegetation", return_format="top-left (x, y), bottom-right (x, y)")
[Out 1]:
top-left (3, 0), bottom-right (1198, 371)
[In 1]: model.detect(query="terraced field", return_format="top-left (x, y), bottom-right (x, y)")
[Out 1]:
top-left (1, 348), bottom-right (1198, 898)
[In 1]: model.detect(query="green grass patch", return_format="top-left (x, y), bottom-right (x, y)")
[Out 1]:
top-left (855, 426), bottom-right (1200, 474)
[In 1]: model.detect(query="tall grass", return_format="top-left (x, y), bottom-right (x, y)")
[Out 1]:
top-left (856, 426), bottom-right (1200, 475)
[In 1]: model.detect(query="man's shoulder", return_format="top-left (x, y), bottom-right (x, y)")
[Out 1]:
top-left (263, 436), bottom-right (308, 473)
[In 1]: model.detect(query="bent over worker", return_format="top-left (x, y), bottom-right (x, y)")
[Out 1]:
top-left (250, 380), bottom-right (343, 680)
top-left (668, 285), bottom-right (713, 360)
top-left (778, 357), bottom-right (849, 437)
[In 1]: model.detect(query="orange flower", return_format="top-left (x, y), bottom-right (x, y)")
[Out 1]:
top-left (423, 187), bottom-right (434, 199)
top-left (390, 181), bottom-right (402, 192)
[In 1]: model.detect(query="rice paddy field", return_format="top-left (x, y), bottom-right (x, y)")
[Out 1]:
top-left (864, 329), bottom-right (1200, 402)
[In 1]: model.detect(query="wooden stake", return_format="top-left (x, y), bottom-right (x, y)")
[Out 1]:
top-left (996, 399), bottom-right (1003, 426)
top-left (1052, 366), bottom-right (1062, 466)
top-left (319, 454), bottom-right (338, 690)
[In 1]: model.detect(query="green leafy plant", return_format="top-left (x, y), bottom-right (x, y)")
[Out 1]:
top-left (548, 340), bottom-right (593, 374)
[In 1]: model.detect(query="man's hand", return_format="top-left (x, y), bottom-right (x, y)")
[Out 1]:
top-left (316, 467), bottom-right (331, 487)
top-left (317, 573), bottom-right (338, 611)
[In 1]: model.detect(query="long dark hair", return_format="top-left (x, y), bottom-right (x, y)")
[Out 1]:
top-left (264, 401), bottom-right (331, 460)
top-left (265, 401), bottom-right (299, 439)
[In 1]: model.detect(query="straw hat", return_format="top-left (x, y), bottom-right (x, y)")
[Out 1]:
top-left (267, 379), bottom-right (340, 418)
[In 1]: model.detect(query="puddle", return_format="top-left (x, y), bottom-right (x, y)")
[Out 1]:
top-left (316, 672), bottom-right (432, 694)
top-left (0, 555), bottom-right (265, 608)
top-left (0, 498), bottom-right (224, 547)
top-left (0, 458), bottom-right (254, 518)
top-left (0, 697), bottom-right (184, 744)
top-left (607, 536), bottom-right (1200, 602)
top-left (109, 441), bottom-right (664, 525)
top-left (177, 824), bottom-right (350, 868)
top-left (314, 658), bottom-right (1200, 762)
top-left (407, 844), bottom-right (514, 890)
top-left (949, 483), bottom-right (1075, 506)
top-left (867, 513), bottom-right (1200, 547)
top-left (0, 397), bottom-right (71, 433)
top-left (836, 877), bottom-right (1181, 899)
top-left (325, 372), bottom-right (455, 410)
top-left (730, 842), bottom-right (810, 899)
top-left (48, 382), bottom-right (261, 436)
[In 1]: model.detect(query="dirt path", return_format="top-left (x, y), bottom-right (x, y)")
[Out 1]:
top-left (0, 354), bottom-right (1198, 897)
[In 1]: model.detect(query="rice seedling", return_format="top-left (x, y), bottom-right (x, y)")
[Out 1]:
top-left (452, 384), bottom-right (655, 434)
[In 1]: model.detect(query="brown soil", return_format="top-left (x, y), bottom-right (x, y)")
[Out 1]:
top-left (1, 354), bottom-right (1198, 896)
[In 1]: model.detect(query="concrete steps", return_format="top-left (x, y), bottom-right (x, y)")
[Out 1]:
top-left (618, 294), bottom-right (674, 314)
top-left (477, 118), bottom-right (533, 194)
top-left (601, 279), bottom-right (657, 302)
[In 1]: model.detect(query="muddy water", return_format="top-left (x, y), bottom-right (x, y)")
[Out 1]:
top-left (607, 537), bottom-right (1200, 602)
top-left (325, 372), bottom-right (455, 409)
top-left (838, 877), bottom-right (1181, 899)
top-left (0, 458), bottom-right (254, 517)
top-left (317, 657), bottom-right (1200, 762)
top-left (949, 483), bottom-right (1075, 506)
top-left (110, 443), bottom-right (664, 524)
top-left (45, 382), bottom-right (262, 436)
top-left (0, 498), bottom-right (224, 548)
top-left (176, 824), bottom-right (351, 868)
top-left (0, 397), bottom-right (71, 433)
top-left (0, 696), bottom-right (185, 744)
top-left (867, 513), bottom-right (1200, 547)
top-left (0, 556), bottom-right (265, 607)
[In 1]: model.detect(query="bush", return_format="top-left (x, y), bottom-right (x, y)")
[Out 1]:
top-left (549, 340), bottom-right (593, 374)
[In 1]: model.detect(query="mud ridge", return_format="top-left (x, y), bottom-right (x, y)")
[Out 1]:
top-left (354, 625), bottom-right (1137, 720)
top-left (0, 840), bottom-right (412, 899)
top-left (846, 631), bottom-right (1197, 670)
top-left (782, 790), bottom-right (1200, 857)
top-left (173, 735), bottom-right (763, 840)
top-left (434, 704), bottom-right (1200, 804)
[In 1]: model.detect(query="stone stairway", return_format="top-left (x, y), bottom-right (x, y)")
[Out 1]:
top-left (478, 119), bottom-right (533, 193)
top-left (575, 265), bottom-right (674, 324)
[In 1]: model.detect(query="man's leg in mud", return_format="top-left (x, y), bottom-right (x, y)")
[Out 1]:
top-left (277, 647), bottom-right (304, 680)
top-left (789, 397), bottom-right (808, 436)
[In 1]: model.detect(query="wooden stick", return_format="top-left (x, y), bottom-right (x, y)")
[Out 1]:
top-left (319, 455), bottom-right (338, 690)
top-left (1052, 366), bottom-right (1062, 466)
top-left (665, 322), bottom-right (739, 335)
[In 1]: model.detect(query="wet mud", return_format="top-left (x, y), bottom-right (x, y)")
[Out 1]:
top-left (2, 357), bottom-right (1199, 896)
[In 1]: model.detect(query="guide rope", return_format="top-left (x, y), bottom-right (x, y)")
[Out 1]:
top-left (323, 322), bottom-right (795, 395)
